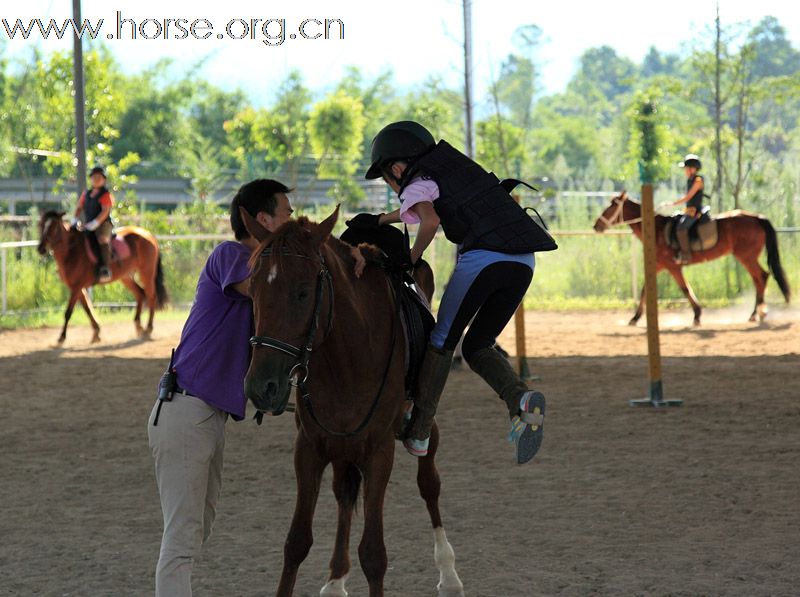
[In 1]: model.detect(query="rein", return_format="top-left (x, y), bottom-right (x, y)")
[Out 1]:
top-left (250, 245), bottom-right (398, 438)
top-left (598, 196), bottom-right (642, 228)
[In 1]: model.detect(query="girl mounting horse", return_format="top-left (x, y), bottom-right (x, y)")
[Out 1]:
top-left (594, 191), bottom-right (790, 325)
top-left (241, 207), bottom-right (464, 597)
top-left (37, 210), bottom-right (167, 343)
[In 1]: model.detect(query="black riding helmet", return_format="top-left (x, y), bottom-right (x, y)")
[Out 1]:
top-left (679, 154), bottom-right (702, 170)
top-left (364, 121), bottom-right (436, 179)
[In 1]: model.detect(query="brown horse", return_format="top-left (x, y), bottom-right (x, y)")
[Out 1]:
top-left (241, 207), bottom-right (464, 597)
top-left (37, 210), bottom-right (168, 343)
top-left (594, 193), bottom-right (791, 325)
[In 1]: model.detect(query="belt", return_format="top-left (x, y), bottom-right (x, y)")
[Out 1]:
top-left (173, 385), bottom-right (194, 397)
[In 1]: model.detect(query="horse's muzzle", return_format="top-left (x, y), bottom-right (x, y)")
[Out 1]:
top-left (245, 374), bottom-right (292, 416)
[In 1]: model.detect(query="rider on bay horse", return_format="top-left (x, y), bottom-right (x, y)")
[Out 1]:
top-left (356, 120), bottom-right (556, 464)
top-left (670, 154), bottom-right (706, 264)
top-left (72, 166), bottom-right (114, 282)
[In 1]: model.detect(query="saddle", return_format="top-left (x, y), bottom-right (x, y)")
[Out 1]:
top-left (339, 224), bottom-right (435, 394)
top-left (664, 207), bottom-right (719, 252)
top-left (83, 232), bottom-right (131, 265)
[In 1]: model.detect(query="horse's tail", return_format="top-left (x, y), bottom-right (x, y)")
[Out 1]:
top-left (155, 254), bottom-right (169, 309)
top-left (337, 462), bottom-right (362, 513)
top-left (758, 218), bottom-right (791, 303)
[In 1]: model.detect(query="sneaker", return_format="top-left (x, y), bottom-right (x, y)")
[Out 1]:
top-left (508, 391), bottom-right (545, 464)
top-left (403, 436), bottom-right (429, 457)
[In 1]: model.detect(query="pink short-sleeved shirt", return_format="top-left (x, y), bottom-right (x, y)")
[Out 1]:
top-left (399, 178), bottom-right (440, 224)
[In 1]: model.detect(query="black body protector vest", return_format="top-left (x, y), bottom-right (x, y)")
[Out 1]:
top-left (686, 174), bottom-right (704, 211)
top-left (400, 141), bottom-right (557, 254)
top-left (83, 186), bottom-right (112, 224)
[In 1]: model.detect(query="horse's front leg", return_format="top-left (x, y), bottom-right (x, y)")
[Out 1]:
top-left (277, 434), bottom-right (326, 597)
top-left (358, 435), bottom-right (394, 597)
top-left (57, 289), bottom-right (81, 344)
top-left (417, 422), bottom-right (464, 597)
top-left (629, 284), bottom-right (645, 326)
top-left (320, 461), bottom-right (362, 597)
top-left (78, 288), bottom-right (102, 342)
top-left (666, 266), bottom-right (702, 326)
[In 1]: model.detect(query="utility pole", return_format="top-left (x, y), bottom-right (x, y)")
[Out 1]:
top-left (714, 1), bottom-right (723, 212)
top-left (72, 0), bottom-right (88, 201)
top-left (463, 0), bottom-right (475, 158)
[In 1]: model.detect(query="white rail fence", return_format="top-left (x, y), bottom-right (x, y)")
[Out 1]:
top-left (2, 229), bottom-right (798, 317)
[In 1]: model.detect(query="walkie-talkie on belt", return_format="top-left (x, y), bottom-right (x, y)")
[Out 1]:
top-left (152, 348), bottom-right (177, 426)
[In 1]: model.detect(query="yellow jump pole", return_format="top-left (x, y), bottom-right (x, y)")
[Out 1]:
top-left (512, 193), bottom-right (537, 381)
top-left (630, 99), bottom-right (682, 408)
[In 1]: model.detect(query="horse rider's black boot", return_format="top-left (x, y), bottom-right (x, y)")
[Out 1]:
top-left (99, 243), bottom-right (112, 282)
top-left (404, 344), bottom-right (453, 456)
top-left (467, 346), bottom-right (529, 418)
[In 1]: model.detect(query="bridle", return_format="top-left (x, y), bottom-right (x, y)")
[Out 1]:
top-left (596, 195), bottom-right (642, 229)
top-left (250, 246), bottom-right (333, 390)
top-left (249, 245), bottom-right (397, 437)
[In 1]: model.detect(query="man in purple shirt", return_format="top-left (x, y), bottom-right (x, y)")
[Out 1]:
top-left (146, 179), bottom-right (293, 597)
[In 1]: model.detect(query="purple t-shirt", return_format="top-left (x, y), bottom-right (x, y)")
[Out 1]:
top-left (173, 241), bottom-right (252, 420)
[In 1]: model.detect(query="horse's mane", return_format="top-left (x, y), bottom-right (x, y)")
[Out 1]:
top-left (248, 216), bottom-right (380, 273)
top-left (41, 210), bottom-right (64, 222)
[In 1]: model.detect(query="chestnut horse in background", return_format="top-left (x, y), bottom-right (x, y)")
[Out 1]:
top-left (242, 207), bottom-right (464, 597)
top-left (37, 210), bottom-right (168, 343)
top-left (594, 193), bottom-right (791, 325)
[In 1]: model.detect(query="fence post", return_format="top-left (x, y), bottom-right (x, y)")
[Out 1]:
top-left (1, 246), bottom-right (7, 315)
top-left (631, 233), bottom-right (638, 301)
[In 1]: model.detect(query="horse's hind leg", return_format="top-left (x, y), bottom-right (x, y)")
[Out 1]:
top-left (78, 289), bottom-right (102, 343)
top-left (417, 422), bottom-right (464, 597)
top-left (321, 461), bottom-right (362, 597)
top-left (358, 436), bottom-right (394, 597)
top-left (277, 436), bottom-right (326, 597)
top-left (737, 253), bottom-right (769, 322)
top-left (629, 285), bottom-right (645, 326)
top-left (120, 276), bottom-right (146, 336)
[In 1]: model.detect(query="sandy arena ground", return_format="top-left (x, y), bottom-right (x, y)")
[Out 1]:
top-left (1, 306), bottom-right (798, 596)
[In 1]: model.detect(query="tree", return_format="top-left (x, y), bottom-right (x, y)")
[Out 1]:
top-left (307, 92), bottom-right (367, 205)
top-left (747, 16), bottom-right (800, 78)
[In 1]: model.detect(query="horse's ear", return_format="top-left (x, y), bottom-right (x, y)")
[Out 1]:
top-left (239, 207), bottom-right (271, 243)
top-left (312, 204), bottom-right (340, 246)
top-left (620, 190), bottom-right (627, 200)
top-left (57, 211), bottom-right (66, 218)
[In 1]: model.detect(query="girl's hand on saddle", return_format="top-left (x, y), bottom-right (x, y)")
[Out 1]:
top-left (349, 246), bottom-right (366, 278)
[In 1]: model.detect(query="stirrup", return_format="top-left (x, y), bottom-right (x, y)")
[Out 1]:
top-left (98, 267), bottom-right (112, 282)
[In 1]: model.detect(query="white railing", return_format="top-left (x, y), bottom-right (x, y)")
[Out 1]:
top-left (2, 228), bottom-right (798, 317)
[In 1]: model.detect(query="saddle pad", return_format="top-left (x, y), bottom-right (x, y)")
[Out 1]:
top-left (664, 216), bottom-right (719, 253)
top-left (84, 234), bottom-right (131, 264)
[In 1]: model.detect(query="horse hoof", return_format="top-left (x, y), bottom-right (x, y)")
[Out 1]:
top-left (748, 315), bottom-right (757, 323)
top-left (693, 319), bottom-right (701, 327)
top-left (628, 318), bottom-right (638, 327)
top-left (57, 336), bottom-right (66, 345)
top-left (91, 334), bottom-right (101, 344)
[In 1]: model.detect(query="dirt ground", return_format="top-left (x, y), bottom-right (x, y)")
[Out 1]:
top-left (1, 306), bottom-right (799, 597)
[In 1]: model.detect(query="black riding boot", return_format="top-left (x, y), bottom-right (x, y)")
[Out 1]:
top-left (99, 243), bottom-right (112, 282)
top-left (676, 228), bottom-right (692, 264)
top-left (404, 344), bottom-right (453, 456)
top-left (467, 347), bottom-right (528, 418)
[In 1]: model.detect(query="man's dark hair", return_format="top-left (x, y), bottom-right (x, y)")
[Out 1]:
top-left (230, 179), bottom-right (291, 240)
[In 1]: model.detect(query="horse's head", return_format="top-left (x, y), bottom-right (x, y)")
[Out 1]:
top-left (37, 210), bottom-right (66, 255)
top-left (243, 206), bottom-right (340, 416)
top-left (593, 191), bottom-right (628, 232)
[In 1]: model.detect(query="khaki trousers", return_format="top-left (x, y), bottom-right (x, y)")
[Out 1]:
top-left (147, 393), bottom-right (227, 597)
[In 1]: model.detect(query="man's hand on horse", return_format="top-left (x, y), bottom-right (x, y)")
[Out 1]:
top-left (346, 213), bottom-right (383, 230)
top-left (349, 246), bottom-right (366, 278)
top-left (70, 217), bottom-right (79, 231)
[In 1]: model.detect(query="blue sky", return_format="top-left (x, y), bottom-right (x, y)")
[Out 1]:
top-left (4, 0), bottom-right (800, 106)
